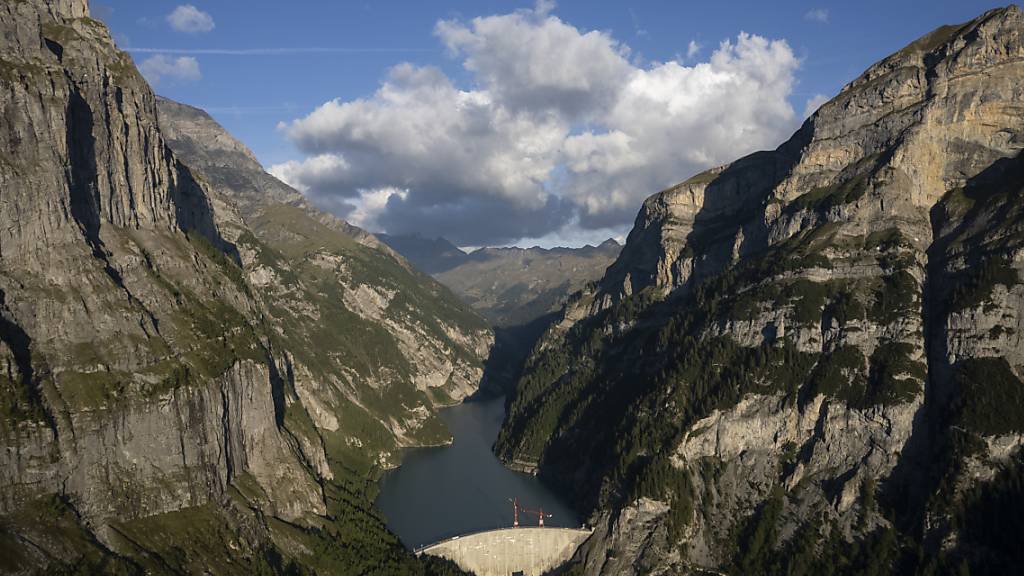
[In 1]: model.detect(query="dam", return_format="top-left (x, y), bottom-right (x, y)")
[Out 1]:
top-left (417, 526), bottom-right (593, 576)
top-left (376, 397), bottom-right (579, 547)
top-left (377, 397), bottom-right (589, 573)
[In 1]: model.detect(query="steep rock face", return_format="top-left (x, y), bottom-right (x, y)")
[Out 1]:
top-left (0, 2), bottom-right (482, 573)
top-left (498, 6), bottom-right (1024, 574)
top-left (0, 0), bottom-right (320, 525)
top-left (156, 98), bottom-right (493, 457)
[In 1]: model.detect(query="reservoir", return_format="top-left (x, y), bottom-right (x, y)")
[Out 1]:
top-left (376, 395), bottom-right (579, 549)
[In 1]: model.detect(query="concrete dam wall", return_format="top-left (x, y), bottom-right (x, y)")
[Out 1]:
top-left (417, 527), bottom-right (592, 576)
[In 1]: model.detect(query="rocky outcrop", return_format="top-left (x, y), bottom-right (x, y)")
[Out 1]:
top-left (497, 6), bottom-right (1024, 574)
top-left (156, 97), bottom-right (493, 448)
top-left (0, 1), bottom-right (487, 573)
top-left (0, 0), bottom-right (327, 550)
top-left (3, 358), bottom-right (325, 524)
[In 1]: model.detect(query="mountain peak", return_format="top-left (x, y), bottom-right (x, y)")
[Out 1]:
top-left (378, 234), bottom-right (468, 274)
top-left (595, 3), bottom-right (1024, 303)
top-left (31, 0), bottom-right (90, 20)
top-left (498, 7), bottom-right (1024, 574)
top-left (839, 4), bottom-right (1022, 100)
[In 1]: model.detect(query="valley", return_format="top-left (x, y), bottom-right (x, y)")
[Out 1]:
top-left (375, 395), bottom-right (578, 549)
top-left (1, 1), bottom-right (1023, 575)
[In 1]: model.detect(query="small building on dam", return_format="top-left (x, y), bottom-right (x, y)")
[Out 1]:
top-left (417, 526), bottom-right (593, 576)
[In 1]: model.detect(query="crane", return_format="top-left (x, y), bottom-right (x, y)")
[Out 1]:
top-left (507, 497), bottom-right (520, 527)
top-left (508, 497), bottom-right (553, 527)
top-left (521, 506), bottom-right (552, 527)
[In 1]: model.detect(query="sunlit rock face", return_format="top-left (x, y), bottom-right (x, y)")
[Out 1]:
top-left (497, 6), bottom-right (1024, 574)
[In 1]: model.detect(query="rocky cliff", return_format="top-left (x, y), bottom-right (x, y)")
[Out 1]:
top-left (381, 234), bottom-right (620, 395)
top-left (156, 97), bottom-right (493, 446)
top-left (497, 6), bottom-right (1024, 574)
top-left (0, 1), bottom-right (485, 573)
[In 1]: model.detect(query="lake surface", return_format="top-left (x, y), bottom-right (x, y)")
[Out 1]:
top-left (375, 396), bottom-right (579, 549)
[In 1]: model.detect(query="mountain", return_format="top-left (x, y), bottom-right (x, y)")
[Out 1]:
top-left (380, 236), bottom-right (621, 395)
top-left (155, 96), bottom-right (491, 418)
top-left (377, 234), bottom-right (470, 275)
top-left (380, 236), bottom-right (621, 327)
top-left (435, 240), bottom-right (622, 328)
top-left (496, 6), bottom-right (1024, 574)
top-left (0, 1), bottom-right (486, 573)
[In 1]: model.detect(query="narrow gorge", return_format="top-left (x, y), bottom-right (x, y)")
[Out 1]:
top-left (2, 1), bottom-right (1022, 575)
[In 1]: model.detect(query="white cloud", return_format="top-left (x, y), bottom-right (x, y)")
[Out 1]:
top-left (167, 4), bottom-right (215, 34)
top-left (276, 6), bottom-right (800, 245)
top-left (270, 153), bottom-right (351, 194)
top-left (347, 187), bottom-right (409, 231)
top-left (138, 54), bottom-right (201, 85)
top-left (564, 33), bottom-right (799, 228)
top-left (804, 8), bottom-right (829, 24)
top-left (686, 40), bottom-right (701, 60)
top-left (803, 93), bottom-right (830, 118)
top-left (435, 4), bottom-right (632, 119)
top-left (276, 63), bottom-right (572, 243)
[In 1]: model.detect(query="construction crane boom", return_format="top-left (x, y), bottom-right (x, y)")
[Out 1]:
top-left (508, 497), bottom-right (553, 527)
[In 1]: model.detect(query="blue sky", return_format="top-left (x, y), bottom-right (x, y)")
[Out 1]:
top-left (95, 0), bottom-right (1005, 247)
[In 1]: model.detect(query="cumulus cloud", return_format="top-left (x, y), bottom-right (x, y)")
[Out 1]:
top-left (138, 54), bottom-right (201, 85)
top-left (167, 4), bottom-right (215, 34)
top-left (686, 40), bottom-right (701, 60)
top-left (347, 187), bottom-right (409, 231)
top-left (804, 8), bottom-right (829, 24)
top-left (274, 3), bottom-right (801, 245)
top-left (434, 6), bottom-right (632, 119)
top-left (270, 154), bottom-right (352, 195)
top-left (803, 93), bottom-right (830, 118)
top-left (564, 33), bottom-right (799, 228)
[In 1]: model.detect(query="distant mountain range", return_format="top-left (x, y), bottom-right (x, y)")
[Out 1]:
top-left (380, 235), bottom-right (621, 328)
top-left (379, 235), bottom-right (621, 396)
top-left (376, 234), bottom-right (470, 275)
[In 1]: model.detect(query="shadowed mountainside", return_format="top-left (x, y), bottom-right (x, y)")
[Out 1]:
top-left (0, 2), bottom-right (486, 573)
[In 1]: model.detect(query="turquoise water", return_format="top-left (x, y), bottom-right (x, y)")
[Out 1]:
top-left (375, 396), bottom-right (579, 549)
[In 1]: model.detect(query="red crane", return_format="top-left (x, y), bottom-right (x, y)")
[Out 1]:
top-left (507, 497), bottom-right (520, 527)
top-left (521, 506), bottom-right (553, 527)
top-left (508, 497), bottom-right (553, 527)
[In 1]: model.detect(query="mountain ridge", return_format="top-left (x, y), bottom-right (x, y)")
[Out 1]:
top-left (382, 234), bottom-right (621, 327)
top-left (0, 1), bottom-right (486, 573)
top-left (496, 5), bottom-right (1024, 574)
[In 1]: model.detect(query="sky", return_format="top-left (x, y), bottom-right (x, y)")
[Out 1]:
top-left (95, 0), bottom-right (1005, 248)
